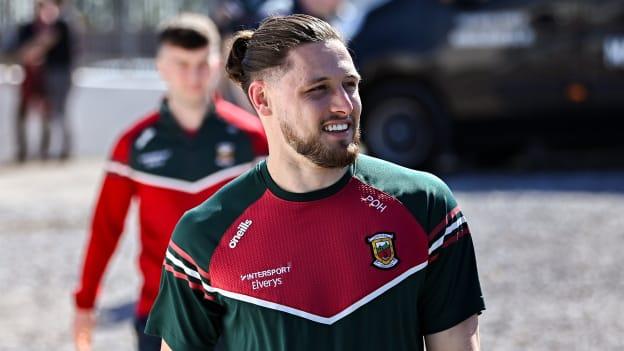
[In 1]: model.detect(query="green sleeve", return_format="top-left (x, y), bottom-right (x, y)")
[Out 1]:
top-left (418, 181), bottom-right (485, 334)
top-left (145, 214), bottom-right (225, 350)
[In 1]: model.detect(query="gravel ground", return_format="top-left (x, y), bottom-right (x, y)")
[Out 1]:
top-left (1, 159), bottom-right (623, 351)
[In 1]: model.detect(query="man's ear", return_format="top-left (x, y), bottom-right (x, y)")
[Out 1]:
top-left (248, 81), bottom-right (272, 117)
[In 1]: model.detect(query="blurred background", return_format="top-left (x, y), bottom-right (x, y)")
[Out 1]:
top-left (1, 0), bottom-right (623, 350)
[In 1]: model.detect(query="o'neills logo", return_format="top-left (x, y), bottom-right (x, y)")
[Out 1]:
top-left (229, 219), bottom-right (253, 248)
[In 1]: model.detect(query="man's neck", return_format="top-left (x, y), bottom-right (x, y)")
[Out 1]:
top-left (266, 154), bottom-right (349, 194)
top-left (167, 97), bottom-right (210, 132)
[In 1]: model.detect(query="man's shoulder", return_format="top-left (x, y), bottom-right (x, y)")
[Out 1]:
top-left (16, 23), bottom-right (35, 42)
top-left (171, 163), bottom-right (267, 255)
top-left (118, 111), bottom-right (160, 143)
top-left (354, 154), bottom-right (451, 197)
top-left (354, 155), bottom-right (457, 232)
top-left (213, 96), bottom-right (268, 155)
top-left (109, 111), bottom-right (160, 164)
top-left (214, 97), bottom-right (264, 133)
top-left (194, 163), bottom-right (266, 219)
top-left (18, 22), bottom-right (34, 33)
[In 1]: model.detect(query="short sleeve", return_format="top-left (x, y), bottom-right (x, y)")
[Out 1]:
top-left (418, 183), bottom-right (485, 334)
top-left (145, 219), bottom-right (224, 350)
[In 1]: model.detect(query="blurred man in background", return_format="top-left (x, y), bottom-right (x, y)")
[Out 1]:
top-left (12, 0), bottom-right (74, 162)
top-left (72, 13), bottom-right (267, 351)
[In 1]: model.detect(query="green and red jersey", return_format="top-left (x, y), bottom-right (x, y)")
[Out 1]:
top-left (146, 155), bottom-right (485, 350)
top-left (74, 97), bottom-right (267, 317)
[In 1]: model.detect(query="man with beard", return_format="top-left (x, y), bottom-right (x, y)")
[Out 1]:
top-left (146, 14), bottom-right (484, 351)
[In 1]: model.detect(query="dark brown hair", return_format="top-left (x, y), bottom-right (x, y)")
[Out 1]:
top-left (225, 14), bottom-right (343, 92)
top-left (157, 13), bottom-right (220, 52)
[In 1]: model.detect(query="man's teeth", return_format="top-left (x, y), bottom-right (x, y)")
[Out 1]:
top-left (324, 124), bottom-right (348, 132)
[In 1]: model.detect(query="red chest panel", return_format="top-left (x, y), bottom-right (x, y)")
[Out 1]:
top-left (209, 178), bottom-right (429, 323)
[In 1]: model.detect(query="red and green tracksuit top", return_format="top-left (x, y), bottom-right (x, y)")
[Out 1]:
top-left (146, 155), bottom-right (485, 350)
top-left (74, 98), bottom-right (267, 318)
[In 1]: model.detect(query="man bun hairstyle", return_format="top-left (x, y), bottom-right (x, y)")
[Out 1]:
top-left (158, 13), bottom-right (221, 53)
top-left (226, 30), bottom-right (254, 88)
top-left (225, 14), bottom-right (343, 92)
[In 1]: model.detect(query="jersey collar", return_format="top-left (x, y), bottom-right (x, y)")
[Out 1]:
top-left (159, 98), bottom-right (217, 140)
top-left (258, 160), bottom-right (353, 202)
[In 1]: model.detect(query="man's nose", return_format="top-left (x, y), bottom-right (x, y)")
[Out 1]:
top-left (330, 86), bottom-right (354, 117)
top-left (187, 67), bottom-right (204, 86)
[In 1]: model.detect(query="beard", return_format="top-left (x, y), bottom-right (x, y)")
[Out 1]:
top-left (279, 116), bottom-right (360, 168)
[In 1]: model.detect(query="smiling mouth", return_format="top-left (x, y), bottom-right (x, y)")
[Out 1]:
top-left (323, 123), bottom-right (349, 132)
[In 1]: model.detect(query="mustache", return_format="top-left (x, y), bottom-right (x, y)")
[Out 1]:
top-left (320, 115), bottom-right (357, 125)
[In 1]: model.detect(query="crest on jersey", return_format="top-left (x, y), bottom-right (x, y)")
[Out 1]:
top-left (367, 232), bottom-right (399, 269)
top-left (215, 142), bottom-right (236, 167)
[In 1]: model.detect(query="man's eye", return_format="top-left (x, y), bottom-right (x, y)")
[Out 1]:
top-left (344, 81), bottom-right (358, 90)
top-left (309, 85), bottom-right (327, 93)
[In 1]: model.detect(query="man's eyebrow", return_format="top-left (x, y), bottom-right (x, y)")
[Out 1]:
top-left (304, 77), bottom-right (330, 85)
top-left (305, 73), bottom-right (361, 85)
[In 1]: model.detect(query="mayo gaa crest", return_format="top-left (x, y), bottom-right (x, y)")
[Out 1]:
top-left (215, 142), bottom-right (236, 167)
top-left (367, 233), bottom-right (399, 269)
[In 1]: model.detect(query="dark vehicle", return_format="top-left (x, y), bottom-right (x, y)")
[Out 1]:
top-left (350, 0), bottom-right (624, 169)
